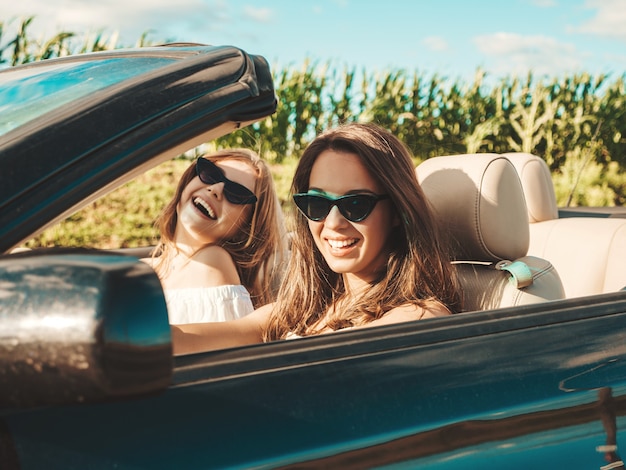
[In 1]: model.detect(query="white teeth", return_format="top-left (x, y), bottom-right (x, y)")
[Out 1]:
top-left (327, 238), bottom-right (357, 249)
top-left (193, 197), bottom-right (216, 219)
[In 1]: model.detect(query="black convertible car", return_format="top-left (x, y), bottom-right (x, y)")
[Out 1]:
top-left (1, 44), bottom-right (626, 469)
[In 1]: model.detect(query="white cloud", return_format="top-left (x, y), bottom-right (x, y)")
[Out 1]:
top-left (529, 0), bottom-right (557, 7)
top-left (474, 32), bottom-right (583, 78)
top-left (1, 0), bottom-right (234, 45)
top-left (242, 6), bottom-right (273, 23)
top-left (422, 36), bottom-right (449, 52)
top-left (576, 0), bottom-right (626, 41)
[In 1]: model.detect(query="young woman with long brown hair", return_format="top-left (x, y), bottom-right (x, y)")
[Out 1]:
top-left (172, 123), bottom-right (461, 353)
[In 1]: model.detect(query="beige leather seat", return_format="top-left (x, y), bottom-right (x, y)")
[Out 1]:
top-left (505, 152), bottom-right (626, 298)
top-left (416, 153), bottom-right (565, 312)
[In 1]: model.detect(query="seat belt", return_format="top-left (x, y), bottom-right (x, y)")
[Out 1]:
top-left (495, 260), bottom-right (533, 288)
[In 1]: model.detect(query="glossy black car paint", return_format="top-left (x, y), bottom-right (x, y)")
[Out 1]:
top-left (1, 44), bottom-right (626, 469)
top-left (0, 249), bottom-right (172, 409)
top-left (3, 292), bottom-right (626, 468)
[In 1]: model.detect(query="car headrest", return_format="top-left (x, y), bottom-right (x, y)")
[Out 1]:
top-left (503, 152), bottom-right (559, 223)
top-left (416, 153), bottom-right (530, 262)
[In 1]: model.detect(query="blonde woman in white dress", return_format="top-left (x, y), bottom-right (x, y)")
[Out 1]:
top-left (144, 149), bottom-right (287, 324)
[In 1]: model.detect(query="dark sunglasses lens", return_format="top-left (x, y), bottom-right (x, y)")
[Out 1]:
top-left (293, 195), bottom-right (328, 220)
top-left (339, 195), bottom-right (375, 222)
top-left (224, 185), bottom-right (257, 205)
top-left (196, 159), bottom-right (220, 185)
top-left (293, 194), bottom-right (379, 222)
top-left (307, 196), bottom-right (332, 220)
top-left (196, 159), bottom-right (256, 205)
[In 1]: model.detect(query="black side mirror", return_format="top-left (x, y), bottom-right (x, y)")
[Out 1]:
top-left (0, 249), bottom-right (172, 409)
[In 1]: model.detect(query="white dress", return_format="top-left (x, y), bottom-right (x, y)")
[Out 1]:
top-left (164, 284), bottom-right (254, 324)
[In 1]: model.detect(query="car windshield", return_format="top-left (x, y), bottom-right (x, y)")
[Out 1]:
top-left (0, 57), bottom-right (175, 137)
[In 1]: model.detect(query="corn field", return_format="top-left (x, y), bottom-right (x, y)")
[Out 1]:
top-left (2, 16), bottom-right (625, 210)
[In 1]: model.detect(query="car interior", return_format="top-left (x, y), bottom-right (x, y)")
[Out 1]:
top-left (505, 152), bottom-right (626, 298)
top-left (415, 153), bottom-right (566, 312)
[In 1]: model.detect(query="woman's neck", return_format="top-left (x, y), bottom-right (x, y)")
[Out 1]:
top-left (170, 242), bottom-right (196, 259)
top-left (172, 221), bottom-right (219, 255)
top-left (341, 273), bottom-right (372, 299)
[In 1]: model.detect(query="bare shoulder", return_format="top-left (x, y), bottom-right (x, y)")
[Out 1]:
top-left (170, 245), bottom-right (240, 288)
top-left (385, 303), bottom-right (450, 322)
top-left (418, 302), bottom-right (452, 319)
top-left (362, 302), bottom-right (450, 329)
top-left (193, 244), bottom-right (235, 267)
top-left (193, 245), bottom-right (239, 283)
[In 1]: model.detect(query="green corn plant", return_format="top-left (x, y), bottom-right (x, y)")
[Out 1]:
top-left (0, 20), bottom-right (5, 64)
top-left (35, 32), bottom-right (75, 60)
top-left (78, 31), bottom-right (119, 53)
top-left (541, 73), bottom-right (602, 168)
top-left (553, 144), bottom-right (617, 207)
top-left (507, 80), bottom-right (558, 154)
top-left (597, 75), bottom-right (626, 168)
top-left (359, 69), bottom-right (409, 132)
top-left (324, 65), bottom-right (359, 127)
top-left (7, 16), bottom-right (34, 65)
top-left (464, 116), bottom-right (503, 154)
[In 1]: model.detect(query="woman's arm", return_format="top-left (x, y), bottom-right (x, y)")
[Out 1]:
top-left (171, 303), bottom-right (274, 355)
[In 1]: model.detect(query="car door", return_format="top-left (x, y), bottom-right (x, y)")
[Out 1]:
top-left (3, 291), bottom-right (626, 469)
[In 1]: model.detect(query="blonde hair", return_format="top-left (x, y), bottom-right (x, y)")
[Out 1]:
top-left (153, 149), bottom-right (287, 307)
top-left (264, 123), bottom-right (462, 341)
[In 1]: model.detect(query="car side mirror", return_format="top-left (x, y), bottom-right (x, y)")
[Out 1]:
top-left (0, 249), bottom-right (172, 409)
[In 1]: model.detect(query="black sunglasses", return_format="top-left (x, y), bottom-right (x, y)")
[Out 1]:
top-left (293, 192), bottom-right (389, 222)
top-left (195, 158), bottom-right (257, 205)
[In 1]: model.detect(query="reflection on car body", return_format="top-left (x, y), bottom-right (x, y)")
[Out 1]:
top-left (1, 43), bottom-right (626, 469)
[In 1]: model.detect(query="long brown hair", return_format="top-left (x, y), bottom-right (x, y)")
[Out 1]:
top-left (152, 149), bottom-right (287, 307)
top-left (264, 123), bottom-right (461, 340)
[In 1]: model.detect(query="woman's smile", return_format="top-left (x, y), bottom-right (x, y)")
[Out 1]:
top-left (192, 196), bottom-right (216, 219)
top-left (325, 237), bottom-right (359, 253)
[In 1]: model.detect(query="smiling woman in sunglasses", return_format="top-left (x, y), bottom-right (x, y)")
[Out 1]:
top-left (172, 123), bottom-right (462, 354)
top-left (144, 148), bottom-right (287, 324)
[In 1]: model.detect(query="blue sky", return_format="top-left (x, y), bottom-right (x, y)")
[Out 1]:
top-left (4, 0), bottom-right (626, 83)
